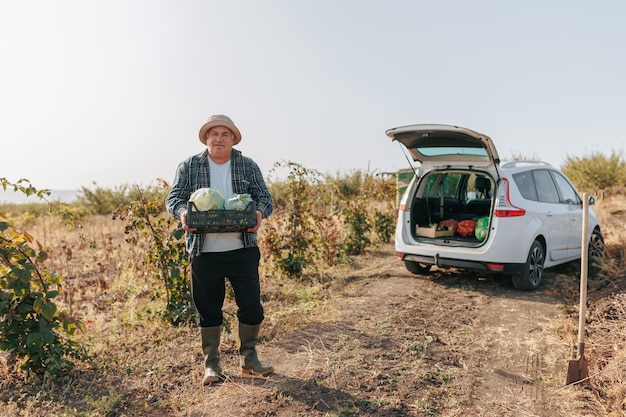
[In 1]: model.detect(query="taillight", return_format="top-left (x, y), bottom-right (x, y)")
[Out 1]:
top-left (495, 178), bottom-right (526, 217)
top-left (399, 203), bottom-right (408, 212)
top-left (487, 263), bottom-right (505, 271)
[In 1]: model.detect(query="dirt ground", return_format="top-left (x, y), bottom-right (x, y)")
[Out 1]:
top-left (177, 249), bottom-right (605, 417)
top-left (3, 208), bottom-right (625, 417)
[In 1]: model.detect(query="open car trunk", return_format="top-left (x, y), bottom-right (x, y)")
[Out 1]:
top-left (386, 124), bottom-right (501, 248)
top-left (408, 169), bottom-right (496, 248)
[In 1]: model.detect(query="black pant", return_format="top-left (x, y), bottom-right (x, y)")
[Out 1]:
top-left (190, 246), bottom-right (264, 328)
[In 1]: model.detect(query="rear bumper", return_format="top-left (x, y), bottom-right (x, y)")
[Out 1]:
top-left (401, 253), bottom-right (526, 274)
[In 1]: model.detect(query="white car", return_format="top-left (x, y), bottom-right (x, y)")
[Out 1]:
top-left (386, 123), bottom-right (604, 291)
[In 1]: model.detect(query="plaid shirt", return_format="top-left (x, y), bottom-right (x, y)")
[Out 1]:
top-left (166, 148), bottom-right (273, 255)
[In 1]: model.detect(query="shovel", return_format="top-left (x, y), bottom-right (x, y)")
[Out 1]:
top-left (566, 192), bottom-right (590, 385)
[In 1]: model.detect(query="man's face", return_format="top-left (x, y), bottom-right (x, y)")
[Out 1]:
top-left (206, 126), bottom-right (235, 152)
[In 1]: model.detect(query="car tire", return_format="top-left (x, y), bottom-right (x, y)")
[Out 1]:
top-left (404, 261), bottom-right (432, 274)
top-left (512, 240), bottom-right (545, 291)
top-left (588, 229), bottom-right (605, 277)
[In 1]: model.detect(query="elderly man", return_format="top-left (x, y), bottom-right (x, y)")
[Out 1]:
top-left (166, 114), bottom-right (274, 385)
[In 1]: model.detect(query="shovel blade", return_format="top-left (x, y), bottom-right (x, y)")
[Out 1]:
top-left (566, 357), bottom-right (589, 385)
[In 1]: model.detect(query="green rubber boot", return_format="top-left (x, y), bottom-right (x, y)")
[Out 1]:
top-left (239, 323), bottom-right (274, 376)
top-left (200, 326), bottom-right (223, 385)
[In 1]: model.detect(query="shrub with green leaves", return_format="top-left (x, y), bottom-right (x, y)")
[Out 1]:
top-left (372, 208), bottom-right (395, 244)
top-left (562, 150), bottom-right (626, 192)
top-left (0, 178), bottom-right (89, 376)
top-left (341, 199), bottom-right (371, 257)
top-left (112, 181), bottom-right (195, 325)
top-left (77, 181), bottom-right (168, 215)
top-left (262, 162), bottom-right (398, 279)
top-left (263, 161), bottom-right (323, 278)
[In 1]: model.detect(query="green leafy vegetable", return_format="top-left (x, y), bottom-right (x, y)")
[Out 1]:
top-left (225, 193), bottom-right (253, 211)
top-left (190, 188), bottom-right (225, 211)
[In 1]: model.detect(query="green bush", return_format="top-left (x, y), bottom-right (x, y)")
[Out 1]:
top-left (341, 200), bottom-right (371, 256)
top-left (77, 181), bottom-right (168, 215)
top-left (262, 162), bottom-right (397, 279)
top-left (0, 178), bottom-right (89, 376)
top-left (562, 150), bottom-right (626, 192)
top-left (112, 180), bottom-right (195, 325)
top-left (264, 161), bottom-right (324, 278)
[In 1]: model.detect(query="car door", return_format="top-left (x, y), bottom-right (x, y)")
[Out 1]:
top-left (532, 169), bottom-right (571, 261)
top-left (550, 171), bottom-right (584, 258)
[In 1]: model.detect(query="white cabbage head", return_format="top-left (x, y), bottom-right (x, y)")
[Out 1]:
top-left (224, 193), bottom-right (253, 211)
top-left (189, 188), bottom-right (225, 211)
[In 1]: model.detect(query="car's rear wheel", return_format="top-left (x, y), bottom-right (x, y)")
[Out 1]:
top-left (588, 229), bottom-right (605, 276)
top-left (512, 240), bottom-right (545, 291)
top-left (404, 261), bottom-right (432, 274)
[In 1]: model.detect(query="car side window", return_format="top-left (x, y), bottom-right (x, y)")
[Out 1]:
top-left (512, 171), bottom-right (538, 201)
top-left (551, 171), bottom-right (581, 205)
top-left (532, 169), bottom-right (560, 203)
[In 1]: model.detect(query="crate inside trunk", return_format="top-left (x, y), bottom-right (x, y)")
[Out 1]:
top-left (415, 225), bottom-right (455, 238)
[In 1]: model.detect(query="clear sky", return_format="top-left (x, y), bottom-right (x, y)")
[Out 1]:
top-left (1, 1), bottom-right (625, 190)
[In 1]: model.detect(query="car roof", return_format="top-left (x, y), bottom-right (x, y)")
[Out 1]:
top-left (500, 160), bottom-right (556, 172)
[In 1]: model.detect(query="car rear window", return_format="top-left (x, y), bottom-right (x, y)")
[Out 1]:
top-left (512, 171), bottom-right (538, 201)
top-left (417, 147), bottom-right (488, 157)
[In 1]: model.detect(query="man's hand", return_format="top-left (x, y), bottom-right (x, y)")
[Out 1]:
top-left (181, 210), bottom-right (197, 233)
top-left (247, 210), bottom-right (263, 232)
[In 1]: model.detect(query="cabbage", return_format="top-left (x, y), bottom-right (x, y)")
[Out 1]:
top-left (475, 216), bottom-right (489, 242)
top-left (224, 193), bottom-right (253, 211)
top-left (189, 188), bottom-right (225, 211)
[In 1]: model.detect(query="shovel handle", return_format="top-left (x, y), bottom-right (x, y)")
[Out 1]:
top-left (577, 193), bottom-right (590, 347)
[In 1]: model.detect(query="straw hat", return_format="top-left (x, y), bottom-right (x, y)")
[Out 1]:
top-left (198, 114), bottom-right (242, 145)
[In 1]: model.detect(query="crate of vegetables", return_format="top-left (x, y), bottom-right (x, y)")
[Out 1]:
top-left (186, 188), bottom-right (257, 233)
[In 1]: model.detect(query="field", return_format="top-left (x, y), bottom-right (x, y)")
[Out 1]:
top-left (1, 195), bottom-right (625, 416)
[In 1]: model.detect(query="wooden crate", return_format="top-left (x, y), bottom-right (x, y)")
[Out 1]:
top-left (416, 225), bottom-right (455, 238)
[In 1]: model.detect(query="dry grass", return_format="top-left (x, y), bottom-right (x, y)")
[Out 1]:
top-left (1, 197), bottom-right (626, 416)
top-left (0, 213), bottom-right (346, 416)
top-left (554, 195), bottom-right (626, 416)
